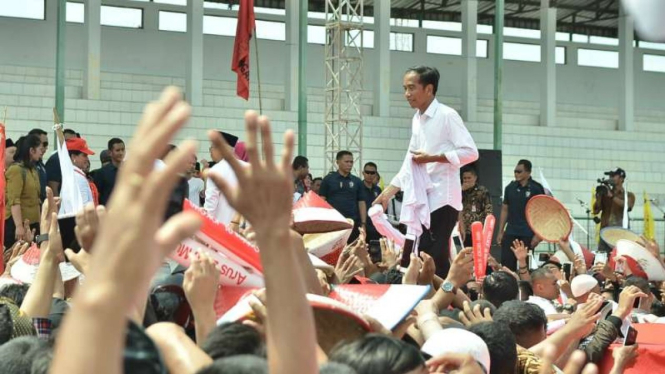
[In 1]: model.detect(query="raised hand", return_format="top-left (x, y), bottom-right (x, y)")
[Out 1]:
top-left (511, 239), bottom-right (528, 263)
top-left (52, 87), bottom-right (203, 374)
top-left (205, 110), bottom-right (318, 374)
top-left (458, 300), bottom-right (492, 327)
top-left (183, 252), bottom-right (219, 345)
top-left (447, 247), bottom-right (474, 289)
top-left (74, 203), bottom-right (106, 252)
top-left (334, 252), bottom-right (363, 284)
top-left (183, 252), bottom-right (219, 313)
top-left (614, 285), bottom-right (648, 319)
top-left (418, 252), bottom-right (436, 286)
top-left (610, 344), bottom-right (638, 374)
top-left (23, 219), bottom-right (35, 244)
top-left (403, 253), bottom-right (422, 285)
top-left (378, 238), bottom-right (399, 270)
top-left (565, 297), bottom-right (602, 339)
top-left (3, 241), bottom-right (29, 277)
top-left (573, 255), bottom-right (587, 276)
top-left (64, 248), bottom-right (91, 276)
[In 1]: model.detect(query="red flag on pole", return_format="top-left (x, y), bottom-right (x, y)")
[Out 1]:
top-left (0, 124), bottom-right (6, 273)
top-left (231, 0), bottom-right (255, 100)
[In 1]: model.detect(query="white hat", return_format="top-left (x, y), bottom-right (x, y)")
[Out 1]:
top-left (616, 239), bottom-right (665, 281)
top-left (571, 274), bottom-right (599, 298)
top-left (421, 328), bottom-right (491, 373)
top-left (10, 245), bottom-right (80, 284)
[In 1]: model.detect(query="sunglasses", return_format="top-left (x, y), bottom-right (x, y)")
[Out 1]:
top-left (42, 142), bottom-right (49, 148)
top-left (514, 170), bottom-right (524, 174)
top-left (364, 170), bottom-right (376, 175)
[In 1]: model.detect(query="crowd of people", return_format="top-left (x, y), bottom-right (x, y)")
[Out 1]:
top-left (0, 66), bottom-right (663, 374)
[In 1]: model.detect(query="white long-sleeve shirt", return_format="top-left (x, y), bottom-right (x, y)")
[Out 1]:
top-left (204, 160), bottom-right (245, 225)
top-left (73, 166), bottom-right (93, 207)
top-left (391, 99), bottom-right (479, 212)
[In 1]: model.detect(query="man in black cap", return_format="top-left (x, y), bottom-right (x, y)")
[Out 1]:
top-left (593, 167), bottom-right (635, 252)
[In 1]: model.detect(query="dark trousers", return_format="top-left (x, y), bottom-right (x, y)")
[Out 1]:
top-left (419, 206), bottom-right (459, 279)
top-left (501, 234), bottom-right (533, 272)
top-left (4, 218), bottom-right (40, 249)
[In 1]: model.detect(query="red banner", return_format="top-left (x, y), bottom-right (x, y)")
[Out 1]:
top-left (231, 0), bottom-right (255, 100)
top-left (482, 214), bottom-right (495, 257)
top-left (471, 221), bottom-right (486, 280)
top-left (0, 124), bottom-right (5, 273)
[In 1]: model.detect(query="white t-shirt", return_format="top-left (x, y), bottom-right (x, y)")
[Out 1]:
top-left (527, 295), bottom-right (558, 315)
top-left (188, 177), bottom-right (205, 207)
top-left (204, 160), bottom-right (246, 225)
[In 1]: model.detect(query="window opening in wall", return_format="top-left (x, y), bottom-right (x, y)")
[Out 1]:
top-left (577, 48), bottom-right (618, 68)
top-left (390, 32), bottom-right (413, 52)
top-left (101, 5), bottom-right (143, 28)
top-left (555, 46), bottom-right (566, 64)
top-left (643, 54), bottom-right (665, 73)
top-left (504, 27), bottom-right (540, 39)
top-left (0, 0), bottom-right (45, 20)
top-left (159, 11), bottom-right (186, 32)
top-left (255, 20), bottom-right (285, 41)
top-left (504, 42), bottom-right (540, 62)
top-left (67, 2), bottom-right (84, 23)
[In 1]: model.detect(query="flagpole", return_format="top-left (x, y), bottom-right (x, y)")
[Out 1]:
top-left (253, 27), bottom-right (263, 115)
top-left (2, 107), bottom-right (6, 124)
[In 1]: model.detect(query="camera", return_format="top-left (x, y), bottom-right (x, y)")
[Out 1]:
top-left (595, 171), bottom-right (616, 196)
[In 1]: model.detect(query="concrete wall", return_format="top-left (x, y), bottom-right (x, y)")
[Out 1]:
top-left (1, 2), bottom-right (665, 111)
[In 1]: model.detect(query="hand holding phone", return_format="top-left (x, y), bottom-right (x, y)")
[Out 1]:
top-left (400, 234), bottom-right (417, 268)
top-left (624, 326), bottom-right (638, 346)
top-left (562, 263), bottom-right (572, 281)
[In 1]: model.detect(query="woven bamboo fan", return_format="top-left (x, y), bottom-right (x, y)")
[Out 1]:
top-left (525, 195), bottom-right (573, 243)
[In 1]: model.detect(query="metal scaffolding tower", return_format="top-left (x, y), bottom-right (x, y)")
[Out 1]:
top-left (324, 0), bottom-right (364, 174)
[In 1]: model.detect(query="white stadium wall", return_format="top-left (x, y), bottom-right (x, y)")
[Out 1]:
top-left (1, 3), bottom-right (664, 245)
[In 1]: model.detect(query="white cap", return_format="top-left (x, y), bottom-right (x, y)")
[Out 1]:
top-left (421, 328), bottom-right (491, 373)
top-left (571, 274), bottom-right (598, 298)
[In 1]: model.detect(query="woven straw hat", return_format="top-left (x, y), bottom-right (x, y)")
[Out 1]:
top-left (600, 227), bottom-right (641, 248)
top-left (526, 195), bottom-right (572, 243)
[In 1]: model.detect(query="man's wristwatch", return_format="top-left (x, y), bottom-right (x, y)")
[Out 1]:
top-left (441, 280), bottom-right (458, 294)
top-left (35, 234), bottom-right (49, 246)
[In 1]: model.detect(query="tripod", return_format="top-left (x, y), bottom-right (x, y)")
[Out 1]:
top-left (577, 199), bottom-right (592, 250)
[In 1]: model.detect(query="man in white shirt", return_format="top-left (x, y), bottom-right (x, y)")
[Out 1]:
top-left (204, 132), bottom-right (243, 225)
top-left (66, 137), bottom-right (95, 206)
top-left (187, 159), bottom-right (205, 207)
top-left (374, 66), bottom-right (479, 278)
top-left (527, 267), bottom-right (561, 316)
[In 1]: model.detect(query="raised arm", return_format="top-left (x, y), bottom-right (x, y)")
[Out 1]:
top-left (206, 112), bottom-right (319, 374)
top-left (51, 87), bottom-right (202, 374)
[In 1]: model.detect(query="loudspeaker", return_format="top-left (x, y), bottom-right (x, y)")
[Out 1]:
top-left (462, 150), bottom-right (503, 260)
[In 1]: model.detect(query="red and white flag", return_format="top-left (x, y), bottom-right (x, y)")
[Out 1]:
top-left (231, 0), bottom-right (255, 100)
top-left (329, 284), bottom-right (430, 330)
